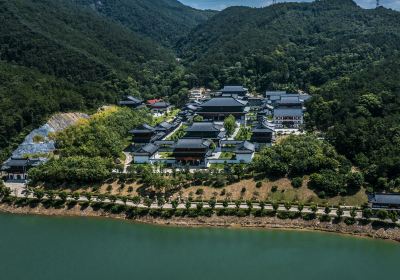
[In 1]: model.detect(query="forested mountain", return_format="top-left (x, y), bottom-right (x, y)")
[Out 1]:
top-left (306, 55), bottom-right (400, 189)
top-left (0, 0), bottom-right (190, 159)
top-left (177, 0), bottom-right (400, 91)
top-left (75, 0), bottom-right (216, 47)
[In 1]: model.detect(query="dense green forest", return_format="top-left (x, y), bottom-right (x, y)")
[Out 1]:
top-left (0, 0), bottom-right (203, 158)
top-left (306, 55), bottom-right (400, 190)
top-left (177, 0), bottom-right (400, 91)
top-left (29, 107), bottom-right (148, 185)
top-left (75, 0), bottom-right (216, 47)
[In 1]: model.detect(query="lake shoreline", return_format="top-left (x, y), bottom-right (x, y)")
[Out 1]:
top-left (1, 202), bottom-right (399, 242)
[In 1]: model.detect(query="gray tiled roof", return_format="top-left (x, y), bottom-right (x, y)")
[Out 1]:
top-left (134, 143), bottom-right (159, 155)
top-left (235, 141), bottom-right (255, 153)
top-left (129, 124), bottom-right (155, 133)
top-left (174, 139), bottom-right (212, 149)
top-left (150, 101), bottom-right (171, 108)
top-left (274, 108), bottom-right (303, 117)
top-left (265, 91), bottom-right (287, 96)
top-left (119, 96), bottom-right (142, 105)
top-left (200, 97), bottom-right (247, 107)
top-left (278, 96), bottom-right (301, 104)
top-left (156, 122), bottom-right (173, 130)
top-left (221, 86), bottom-right (248, 92)
top-left (370, 194), bottom-right (400, 205)
top-left (186, 122), bottom-right (223, 132)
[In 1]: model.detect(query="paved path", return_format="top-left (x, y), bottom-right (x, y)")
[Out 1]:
top-left (123, 152), bottom-right (132, 173)
top-left (4, 183), bottom-right (398, 224)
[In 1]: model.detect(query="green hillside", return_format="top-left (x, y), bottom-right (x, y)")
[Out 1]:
top-left (177, 0), bottom-right (400, 91)
top-left (0, 0), bottom-right (186, 158)
top-left (306, 55), bottom-right (400, 189)
top-left (75, 0), bottom-right (217, 47)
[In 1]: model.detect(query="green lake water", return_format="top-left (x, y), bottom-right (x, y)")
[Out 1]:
top-left (0, 213), bottom-right (399, 280)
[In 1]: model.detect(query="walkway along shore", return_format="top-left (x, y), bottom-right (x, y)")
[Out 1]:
top-left (1, 183), bottom-right (400, 242)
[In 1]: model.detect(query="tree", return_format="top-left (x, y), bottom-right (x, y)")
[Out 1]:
top-left (193, 115), bottom-right (203, 122)
top-left (362, 208), bottom-right (373, 219)
top-left (346, 172), bottom-right (364, 193)
top-left (235, 200), bottom-right (242, 209)
top-left (259, 201), bottom-right (265, 210)
top-left (310, 204), bottom-right (318, 213)
top-left (388, 211), bottom-right (398, 223)
top-left (171, 200), bottom-right (179, 210)
top-left (336, 207), bottom-right (344, 218)
top-left (376, 209), bottom-right (388, 220)
top-left (144, 198), bottom-right (153, 208)
top-left (223, 115), bottom-right (236, 137)
top-left (72, 192), bottom-right (80, 201)
top-left (84, 192), bottom-right (92, 202)
top-left (109, 195), bottom-right (117, 203)
top-left (0, 186), bottom-right (11, 198)
top-left (196, 202), bottom-right (203, 211)
top-left (185, 201), bottom-right (191, 210)
top-left (46, 190), bottom-right (55, 201)
top-left (350, 208), bottom-right (357, 219)
top-left (272, 201), bottom-right (279, 211)
top-left (284, 202), bottom-right (292, 211)
top-left (33, 189), bottom-right (45, 200)
top-left (291, 177), bottom-right (303, 188)
top-left (59, 192), bottom-right (68, 202)
top-left (324, 206), bottom-right (331, 215)
top-left (297, 203), bottom-right (304, 212)
top-left (208, 199), bottom-right (216, 209)
top-left (222, 200), bottom-right (229, 208)
top-left (157, 197), bottom-right (165, 208)
top-left (132, 196), bottom-right (141, 206)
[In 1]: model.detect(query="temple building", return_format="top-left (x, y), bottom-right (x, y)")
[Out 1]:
top-left (129, 124), bottom-right (158, 144)
top-left (132, 143), bottom-right (159, 164)
top-left (172, 139), bottom-right (213, 166)
top-left (198, 97), bottom-right (248, 122)
top-left (251, 123), bottom-right (275, 144)
top-left (184, 122), bottom-right (226, 141)
top-left (118, 96), bottom-right (143, 108)
top-left (273, 108), bottom-right (304, 128)
top-left (219, 85), bottom-right (249, 98)
top-left (1, 157), bottom-right (42, 181)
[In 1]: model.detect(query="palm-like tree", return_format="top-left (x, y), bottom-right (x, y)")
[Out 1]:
top-left (208, 199), bottom-right (216, 210)
top-left (157, 197), bottom-right (165, 208)
top-left (310, 204), bottom-right (318, 213)
top-left (350, 208), bottom-right (357, 219)
top-left (336, 206), bottom-right (344, 218)
top-left (324, 206), bottom-right (331, 215)
top-left (272, 201), bottom-right (279, 211)
top-left (297, 203), bottom-right (304, 212)
top-left (284, 202), bottom-right (292, 211)
top-left (131, 196), bottom-right (141, 206)
top-left (235, 200), bottom-right (242, 209)
top-left (33, 189), bottom-right (45, 200)
top-left (171, 200), bottom-right (179, 210)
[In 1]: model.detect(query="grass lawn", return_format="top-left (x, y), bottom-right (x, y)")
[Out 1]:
top-left (171, 177), bottom-right (368, 206)
top-left (219, 152), bottom-right (236, 160)
top-left (166, 124), bottom-right (188, 140)
top-left (159, 152), bottom-right (173, 159)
